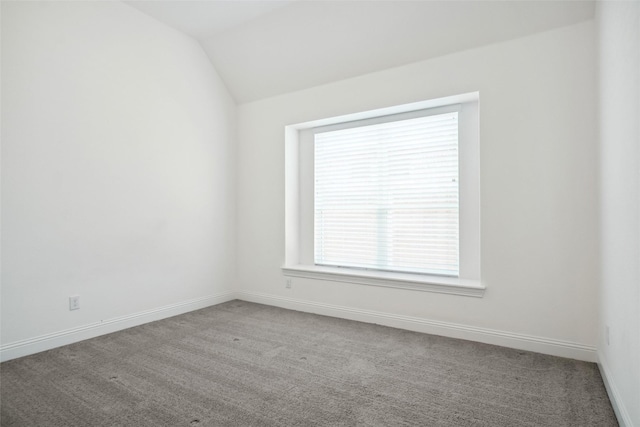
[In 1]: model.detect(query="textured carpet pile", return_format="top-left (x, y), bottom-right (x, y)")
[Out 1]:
top-left (1, 300), bottom-right (617, 426)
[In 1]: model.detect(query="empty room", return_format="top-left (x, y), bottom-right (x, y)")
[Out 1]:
top-left (1, 0), bottom-right (638, 425)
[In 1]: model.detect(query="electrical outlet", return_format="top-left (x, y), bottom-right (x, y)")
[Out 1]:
top-left (286, 279), bottom-right (292, 289)
top-left (69, 295), bottom-right (80, 311)
top-left (605, 325), bottom-right (610, 346)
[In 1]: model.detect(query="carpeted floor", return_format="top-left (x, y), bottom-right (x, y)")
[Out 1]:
top-left (1, 300), bottom-right (617, 426)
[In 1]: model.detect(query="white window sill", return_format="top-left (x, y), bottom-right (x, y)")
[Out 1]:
top-left (282, 265), bottom-right (485, 298)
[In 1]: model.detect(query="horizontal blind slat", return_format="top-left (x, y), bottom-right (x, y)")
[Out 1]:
top-left (314, 111), bottom-right (459, 276)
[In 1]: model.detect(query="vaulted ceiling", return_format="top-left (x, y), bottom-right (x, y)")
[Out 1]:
top-left (125, 1), bottom-right (595, 104)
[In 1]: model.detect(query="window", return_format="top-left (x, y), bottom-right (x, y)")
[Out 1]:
top-left (314, 109), bottom-right (460, 276)
top-left (284, 93), bottom-right (483, 297)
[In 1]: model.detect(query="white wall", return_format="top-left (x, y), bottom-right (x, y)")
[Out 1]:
top-left (597, 1), bottom-right (640, 425)
top-left (1, 1), bottom-right (236, 357)
top-left (237, 21), bottom-right (599, 360)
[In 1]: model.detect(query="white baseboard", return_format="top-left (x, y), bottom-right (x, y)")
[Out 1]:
top-left (236, 290), bottom-right (597, 362)
top-left (2, 290), bottom-right (599, 365)
top-left (0, 291), bottom-right (236, 362)
top-left (598, 351), bottom-right (634, 427)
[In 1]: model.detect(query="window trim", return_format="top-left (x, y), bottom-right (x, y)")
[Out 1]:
top-left (283, 264), bottom-right (485, 297)
top-left (284, 93), bottom-right (484, 297)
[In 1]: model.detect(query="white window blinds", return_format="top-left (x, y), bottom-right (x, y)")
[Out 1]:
top-left (314, 111), bottom-right (459, 277)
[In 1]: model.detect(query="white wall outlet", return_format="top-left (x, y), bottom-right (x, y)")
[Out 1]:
top-left (69, 295), bottom-right (80, 311)
top-left (605, 325), bottom-right (610, 346)
top-left (286, 279), bottom-right (292, 289)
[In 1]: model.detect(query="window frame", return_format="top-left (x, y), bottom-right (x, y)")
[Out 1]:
top-left (284, 93), bottom-right (484, 297)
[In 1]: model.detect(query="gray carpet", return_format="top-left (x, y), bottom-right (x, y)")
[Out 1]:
top-left (1, 300), bottom-right (617, 426)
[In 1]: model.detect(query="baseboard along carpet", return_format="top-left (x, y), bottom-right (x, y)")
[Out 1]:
top-left (0, 300), bottom-right (617, 426)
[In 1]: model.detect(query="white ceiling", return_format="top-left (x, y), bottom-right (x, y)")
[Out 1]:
top-left (125, 1), bottom-right (595, 104)
top-left (124, 1), bottom-right (294, 39)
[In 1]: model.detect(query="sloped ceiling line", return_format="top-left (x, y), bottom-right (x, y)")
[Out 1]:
top-left (125, 1), bottom-right (595, 104)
